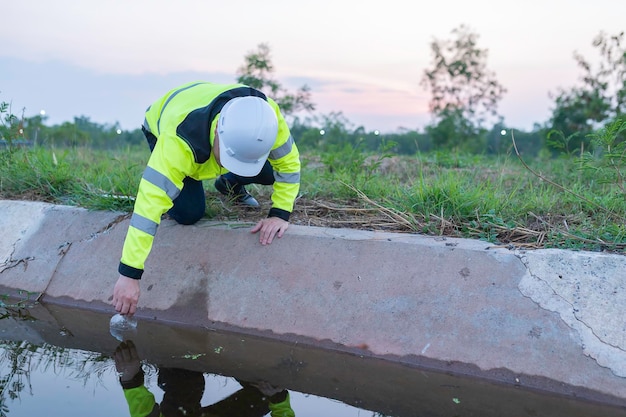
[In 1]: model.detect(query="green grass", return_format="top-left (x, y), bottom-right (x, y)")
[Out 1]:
top-left (1, 144), bottom-right (625, 253)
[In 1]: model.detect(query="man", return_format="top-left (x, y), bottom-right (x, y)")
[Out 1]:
top-left (112, 81), bottom-right (301, 316)
top-left (113, 340), bottom-right (296, 417)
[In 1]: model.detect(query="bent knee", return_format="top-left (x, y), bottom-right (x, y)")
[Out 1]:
top-left (168, 208), bottom-right (204, 225)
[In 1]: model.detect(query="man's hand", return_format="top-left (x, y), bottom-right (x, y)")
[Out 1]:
top-left (112, 275), bottom-right (140, 316)
top-left (113, 340), bottom-right (142, 382)
top-left (250, 380), bottom-right (284, 397)
top-left (251, 217), bottom-right (289, 245)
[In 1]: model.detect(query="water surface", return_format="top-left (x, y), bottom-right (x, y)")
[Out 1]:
top-left (0, 303), bottom-right (624, 417)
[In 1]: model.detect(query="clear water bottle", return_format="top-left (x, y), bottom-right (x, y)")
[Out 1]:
top-left (109, 313), bottom-right (138, 341)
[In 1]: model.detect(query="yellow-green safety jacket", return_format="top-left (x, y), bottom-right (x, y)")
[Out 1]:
top-left (118, 82), bottom-right (301, 279)
top-left (121, 383), bottom-right (296, 417)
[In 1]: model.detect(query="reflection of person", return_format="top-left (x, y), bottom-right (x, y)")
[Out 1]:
top-left (112, 81), bottom-right (301, 316)
top-left (113, 340), bottom-right (295, 417)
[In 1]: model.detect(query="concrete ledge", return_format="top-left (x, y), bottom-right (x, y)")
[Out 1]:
top-left (1, 200), bottom-right (625, 404)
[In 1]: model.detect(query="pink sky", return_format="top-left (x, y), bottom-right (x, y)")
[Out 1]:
top-left (2, 0), bottom-right (624, 132)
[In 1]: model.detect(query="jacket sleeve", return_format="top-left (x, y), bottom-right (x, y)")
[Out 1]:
top-left (118, 134), bottom-right (197, 279)
top-left (268, 391), bottom-right (295, 417)
top-left (122, 386), bottom-right (161, 417)
top-left (266, 99), bottom-right (301, 221)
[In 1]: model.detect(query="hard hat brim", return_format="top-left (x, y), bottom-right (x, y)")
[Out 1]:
top-left (219, 147), bottom-right (270, 177)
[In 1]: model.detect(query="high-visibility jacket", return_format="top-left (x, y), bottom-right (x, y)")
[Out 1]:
top-left (118, 82), bottom-right (301, 279)
top-left (121, 382), bottom-right (296, 417)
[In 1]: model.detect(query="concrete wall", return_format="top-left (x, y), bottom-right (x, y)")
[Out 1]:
top-left (1, 200), bottom-right (625, 405)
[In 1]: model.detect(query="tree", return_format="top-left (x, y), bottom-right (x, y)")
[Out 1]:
top-left (420, 25), bottom-right (506, 149)
top-left (47, 121), bottom-right (90, 147)
top-left (313, 111), bottom-right (355, 150)
top-left (0, 97), bottom-right (24, 149)
top-left (548, 31), bottom-right (626, 148)
top-left (22, 113), bottom-right (48, 146)
top-left (236, 43), bottom-right (315, 116)
top-left (425, 108), bottom-right (487, 153)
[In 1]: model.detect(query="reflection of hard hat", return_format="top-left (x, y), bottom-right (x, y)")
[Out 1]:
top-left (217, 96), bottom-right (278, 177)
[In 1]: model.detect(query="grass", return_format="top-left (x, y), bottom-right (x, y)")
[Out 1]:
top-left (1, 142), bottom-right (625, 253)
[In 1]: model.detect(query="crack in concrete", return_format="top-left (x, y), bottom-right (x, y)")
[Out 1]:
top-left (524, 259), bottom-right (624, 353)
top-left (48, 212), bottom-right (127, 303)
top-left (515, 251), bottom-right (626, 377)
top-left (4, 212), bottom-right (130, 302)
top-left (2, 212), bottom-right (128, 275)
top-left (0, 256), bottom-right (35, 273)
top-left (0, 240), bottom-right (35, 274)
top-left (87, 213), bottom-right (130, 241)
top-left (44, 212), bottom-right (129, 289)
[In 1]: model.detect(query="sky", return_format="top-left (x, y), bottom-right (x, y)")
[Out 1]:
top-left (1, 0), bottom-right (625, 134)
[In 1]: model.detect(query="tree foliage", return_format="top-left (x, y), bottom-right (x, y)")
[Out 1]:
top-left (548, 31), bottom-right (626, 149)
top-left (236, 43), bottom-right (315, 116)
top-left (421, 24), bottom-right (507, 143)
top-left (0, 97), bottom-right (24, 149)
top-left (5, 30), bottom-right (625, 160)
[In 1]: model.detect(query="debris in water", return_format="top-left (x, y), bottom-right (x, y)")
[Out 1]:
top-left (180, 353), bottom-right (206, 360)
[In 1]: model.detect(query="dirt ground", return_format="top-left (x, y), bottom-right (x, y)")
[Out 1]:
top-left (214, 195), bottom-right (422, 235)
top-left (212, 195), bottom-right (605, 251)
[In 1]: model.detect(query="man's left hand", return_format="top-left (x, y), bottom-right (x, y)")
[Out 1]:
top-left (251, 217), bottom-right (289, 245)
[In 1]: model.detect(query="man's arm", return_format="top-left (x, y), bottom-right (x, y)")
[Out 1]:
top-left (113, 341), bottom-right (160, 417)
top-left (252, 99), bottom-right (301, 245)
top-left (114, 136), bottom-right (195, 314)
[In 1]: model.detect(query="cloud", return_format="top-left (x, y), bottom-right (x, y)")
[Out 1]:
top-left (2, 58), bottom-right (431, 133)
top-left (1, 57), bottom-right (235, 128)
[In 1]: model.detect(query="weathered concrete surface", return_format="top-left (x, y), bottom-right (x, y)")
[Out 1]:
top-left (1, 199), bottom-right (625, 406)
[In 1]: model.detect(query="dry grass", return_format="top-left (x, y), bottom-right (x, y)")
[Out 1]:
top-left (211, 193), bottom-right (595, 251)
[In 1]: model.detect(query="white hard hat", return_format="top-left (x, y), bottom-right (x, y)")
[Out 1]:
top-left (217, 96), bottom-right (278, 177)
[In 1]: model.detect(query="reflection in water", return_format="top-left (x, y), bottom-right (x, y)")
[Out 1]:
top-left (0, 338), bottom-right (371, 417)
top-left (1, 303), bottom-right (625, 417)
top-left (113, 340), bottom-right (295, 417)
top-left (0, 339), bottom-right (115, 417)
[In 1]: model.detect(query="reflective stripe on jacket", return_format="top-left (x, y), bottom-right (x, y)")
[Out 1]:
top-left (119, 82), bottom-right (300, 278)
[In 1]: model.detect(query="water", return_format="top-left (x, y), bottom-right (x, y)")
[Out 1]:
top-left (0, 304), bottom-right (624, 417)
top-left (0, 341), bottom-right (364, 416)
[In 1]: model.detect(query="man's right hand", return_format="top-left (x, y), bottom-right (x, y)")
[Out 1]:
top-left (112, 275), bottom-right (140, 315)
top-left (113, 340), bottom-right (142, 382)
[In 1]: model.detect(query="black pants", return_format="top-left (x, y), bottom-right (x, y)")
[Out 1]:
top-left (142, 126), bottom-right (274, 225)
top-left (158, 368), bottom-right (272, 417)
